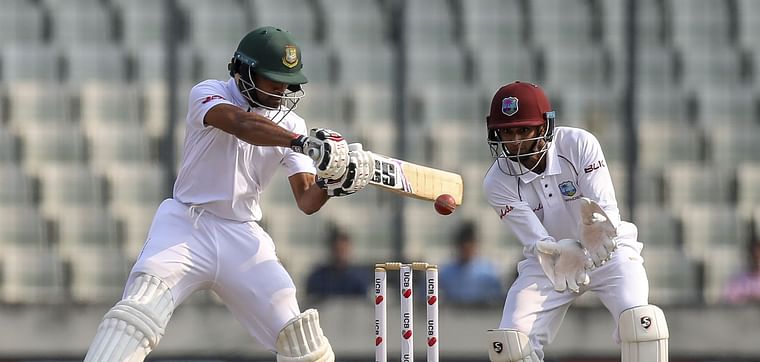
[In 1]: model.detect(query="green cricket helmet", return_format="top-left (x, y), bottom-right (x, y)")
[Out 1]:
top-left (228, 26), bottom-right (307, 110)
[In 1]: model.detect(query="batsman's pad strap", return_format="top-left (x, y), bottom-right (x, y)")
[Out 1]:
top-left (83, 274), bottom-right (175, 362)
top-left (486, 329), bottom-right (541, 362)
top-left (619, 305), bottom-right (669, 362)
top-left (276, 309), bottom-right (335, 362)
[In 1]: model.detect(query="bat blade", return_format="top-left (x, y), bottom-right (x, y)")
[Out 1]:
top-left (369, 153), bottom-right (463, 205)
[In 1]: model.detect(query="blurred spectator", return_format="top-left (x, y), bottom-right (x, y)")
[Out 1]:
top-left (722, 238), bottom-right (760, 304)
top-left (439, 220), bottom-right (504, 306)
top-left (306, 223), bottom-right (370, 298)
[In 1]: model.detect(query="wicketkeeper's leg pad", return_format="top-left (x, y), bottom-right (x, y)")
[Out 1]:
top-left (275, 309), bottom-right (335, 362)
top-left (486, 329), bottom-right (541, 362)
top-left (619, 304), bottom-right (669, 362)
top-left (84, 273), bottom-right (175, 362)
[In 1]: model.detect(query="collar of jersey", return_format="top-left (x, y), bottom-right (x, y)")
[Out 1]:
top-left (226, 77), bottom-right (250, 108)
top-left (517, 143), bottom-right (560, 183)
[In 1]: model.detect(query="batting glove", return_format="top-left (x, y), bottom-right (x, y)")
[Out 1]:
top-left (317, 143), bottom-right (373, 197)
top-left (290, 128), bottom-right (349, 180)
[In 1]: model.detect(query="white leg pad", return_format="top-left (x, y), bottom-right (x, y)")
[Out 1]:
top-left (486, 329), bottom-right (541, 362)
top-left (276, 309), bottom-right (335, 362)
top-left (84, 274), bottom-right (175, 362)
top-left (619, 305), bottom-right (669, 362)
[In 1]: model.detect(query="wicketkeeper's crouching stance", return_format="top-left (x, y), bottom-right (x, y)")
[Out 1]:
top-left (83, 26), bottom-right (375, 362)
top-left (481, 81), bottom-right (669, 362)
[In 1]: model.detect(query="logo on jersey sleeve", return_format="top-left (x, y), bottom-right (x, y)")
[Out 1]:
top-left (201, 95), bottom-right (225, 104)
top-left (498, 205), bottom-right (514, 219)
top-left (558, 181), bottom-right (577, 197)
top-left (584, 160), bottom-right (606, 173)
top-left (282, 45), bottom-right (299, 68)
top-left (501, 97), bottom-right (519, 116)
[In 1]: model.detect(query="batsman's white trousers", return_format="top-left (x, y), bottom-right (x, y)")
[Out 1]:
top-left (499, 242), bottom-right (648, 360)
top-left (129, 198), bottom-right (300, 351)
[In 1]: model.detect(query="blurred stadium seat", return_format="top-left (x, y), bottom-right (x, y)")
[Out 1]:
top-left (333, 43), bottom-right (393, 86)
top-left (528, 0), bottom-right (595, 47)
top-left (667, 0), bottom-right (733, 50)
top-left (635, 85), bottom-right (690, 124)
top-left (642, 245), bottom-right (701, 305)
top-left (182, 0), bottom-right (250, 50)
top-left (62, 44), bottom-right (128, 86)
top-left (1, 45), bottom-right (59, 82)
top-left (49, 1), bottom-right (114, 46)
top-left (703, 245), bottom-right (744, 304)
top-left (249, 0), bottom-right (319, 43)
top-left (0, 127), bottom-right (20, 164)
top-left (634, 203), bottom-right (679, 247)
top-left (663, 162), bottom-right (734, 211)
top-left (0, 0), bottom-right (44, 47)
top-left (86, 123), bottom-right (153, 174)
top-left (295, 44), bottom-right (335, 85)
top-left (737, 162), bottom-right (760, 215)
top-left (679, 204), bottom-right (749, 263)
top-left (79, 81), bottom-right (141, 127)
top-left (6, 82), bottom-right (73, 128)
top-left (133, 45), bottom-right (197, 84)
top-left (404, 0), bottom-right (458, 46)
top-left (677, 45), bottom-right (745, 89)
top-left (37, 164), bottom-right (105, 220)
top-left (0, 206), bottom-right (48, 247)
top-left (0, 165), bottom-right (34, 206)
top-left (18, 123), bottom-right (87, 175)
top-left (637, 122), bottom-right (703, 171)
top-left (707, 125), bottom-right (760, 166)
top-left (116, 0), bottom-right (169, 51)
top-left (0, 245), bottom-right (65, 304)
top-left (69, 246), bottom-right (128, 304)
top-left (55, 206), bottom-right (120, 260)
top-left (106, 163), bottom-right (168, 214)
top-left (319, 0), bottom-right (388, 46)
top-left (695, 85), bottom-right (760, 127)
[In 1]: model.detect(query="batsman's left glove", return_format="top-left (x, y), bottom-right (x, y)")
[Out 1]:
top-left (316, 143), bottom-right (373, 197)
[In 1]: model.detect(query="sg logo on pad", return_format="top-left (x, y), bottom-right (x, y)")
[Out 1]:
top-left (492, 341), bottom-right (504, 353)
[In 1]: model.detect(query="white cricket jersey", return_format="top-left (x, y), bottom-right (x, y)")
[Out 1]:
top-left (173, 78), bottom-right (316, 222)
top-left (483, 126), bottom-right (637, 258)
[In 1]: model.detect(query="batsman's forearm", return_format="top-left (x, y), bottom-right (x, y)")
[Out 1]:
top-left (233, 113), bottom-right (299, 147)
top-left (296, 183), bottom-right (330, 215)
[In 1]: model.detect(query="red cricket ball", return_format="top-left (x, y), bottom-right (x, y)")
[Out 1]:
top-left (434, 194), bottom-right (457, 215)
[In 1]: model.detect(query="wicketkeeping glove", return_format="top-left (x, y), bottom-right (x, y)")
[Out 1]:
top-left (316, 143), bottom-right (373, 197)
top-left (536, 238), bottom-right (593, 293)
top-left (290, 128), bottom-right (349, 180)
top-left (578, 197), bottom-right (618, 268)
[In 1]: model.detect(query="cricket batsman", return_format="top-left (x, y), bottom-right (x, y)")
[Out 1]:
top-left (482, 81), bottom-right (669, 361)
top-left (83, 26), bottom-right (373, 361)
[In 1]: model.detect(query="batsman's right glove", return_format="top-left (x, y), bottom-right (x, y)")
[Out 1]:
top-left (290, 128), bottom-right (349, 180)
top-left (316, 143), bottom-right (373, 197)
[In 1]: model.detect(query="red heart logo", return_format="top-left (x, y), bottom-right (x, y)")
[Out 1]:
top-left (375, 295), bottom-right (384, 304)
top-left (427, 296), bottom-right (437, 305)
top-left (403, 330), bottom-right (413, 339)
top-left (375, 336), bottom-right (383, 346)
top-left (427, 337), bottom-right (437, 346)
top-left (403, 289), bottom-right (412, 298)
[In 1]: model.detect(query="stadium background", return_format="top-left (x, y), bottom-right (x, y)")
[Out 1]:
top-left (0, 0), bottom-right (759, 360)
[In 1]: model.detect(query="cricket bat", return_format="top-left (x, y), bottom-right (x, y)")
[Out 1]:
top-left (369, 153), bottom-right (464, 205)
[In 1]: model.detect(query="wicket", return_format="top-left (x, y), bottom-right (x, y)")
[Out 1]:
top-left (374, 262), bottom-right (439, 362)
